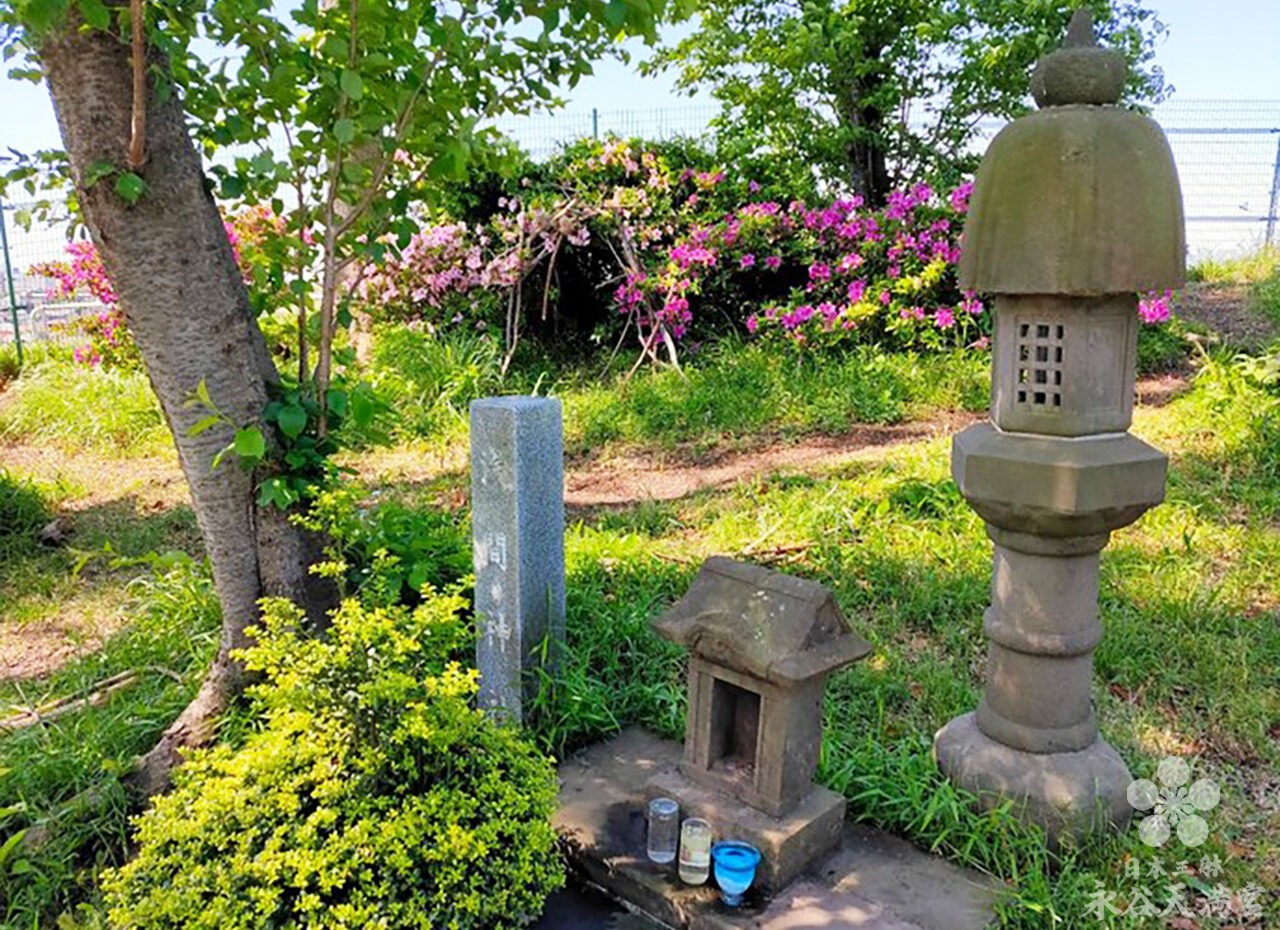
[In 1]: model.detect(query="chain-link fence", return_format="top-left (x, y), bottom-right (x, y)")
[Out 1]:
top-left (5, 99), bottom-right (1278, 348)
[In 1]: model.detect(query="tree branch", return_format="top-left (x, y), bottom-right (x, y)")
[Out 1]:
top-left (127, 0), bottom-right (147, 170)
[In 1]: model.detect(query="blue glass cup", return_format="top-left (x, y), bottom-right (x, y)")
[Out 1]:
top-left (711, 840), bottom-right (761, 907)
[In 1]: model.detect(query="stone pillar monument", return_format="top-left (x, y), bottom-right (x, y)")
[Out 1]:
top-left (934, 9), bottom-right (1184, 841)
top-left (471, 396), bottom-right (565, 722)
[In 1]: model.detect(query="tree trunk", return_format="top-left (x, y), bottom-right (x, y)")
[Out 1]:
top-left (39, 12), bottom-right (321, 796)
top-left (831, 43), bottom-right (893, 208)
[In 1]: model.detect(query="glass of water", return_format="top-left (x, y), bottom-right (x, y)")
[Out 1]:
top-left (646, 798), bottom-right (679, 864)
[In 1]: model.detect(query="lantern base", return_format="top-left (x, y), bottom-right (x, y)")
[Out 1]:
top-left (934, 712), bottom-right (1132, 843)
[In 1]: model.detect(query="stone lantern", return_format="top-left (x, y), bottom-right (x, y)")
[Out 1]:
top-left (934, 9), bottom-right (1184, 841)
top-left (648, 557), bottom-right (871, 889)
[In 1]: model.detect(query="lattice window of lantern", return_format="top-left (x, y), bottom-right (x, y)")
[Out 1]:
top-left (1015, 322), bottom-right (1064, 408)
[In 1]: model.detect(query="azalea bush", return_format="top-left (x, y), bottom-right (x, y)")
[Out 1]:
top-left (355, 137), bottom-right (991, 366)
top-left (32, 136), bottom-right (1183, 376)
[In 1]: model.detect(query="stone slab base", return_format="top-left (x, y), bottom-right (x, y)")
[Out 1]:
top-left (645, 768), bottom-right (844, 891)
top-left (934, 712), bottom-right (1132, 843)
top-left (555, 727), bottom-right (1000, 930)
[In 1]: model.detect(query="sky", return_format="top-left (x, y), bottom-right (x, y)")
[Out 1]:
top-left (1, 0), bottom-right (1278, 260)
top-left (2, 1), bottom-right (1278, 157)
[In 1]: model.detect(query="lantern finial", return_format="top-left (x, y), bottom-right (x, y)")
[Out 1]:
top-left (1031, 7), bottom-right (1126, 108)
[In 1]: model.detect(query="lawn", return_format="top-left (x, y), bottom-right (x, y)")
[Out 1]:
top-left (0, 312), bottom-right (1277, 927)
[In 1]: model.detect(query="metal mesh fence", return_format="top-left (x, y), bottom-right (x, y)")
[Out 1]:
top-left (5, 99), bottom-right (1278, 346)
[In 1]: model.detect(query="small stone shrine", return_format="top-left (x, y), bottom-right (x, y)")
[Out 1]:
top-left (554, 558), bottom-right (1000, 930)
top-left (934, 9), bottom-right (1185, 841)
top-left (647, 558), bottom-right (871, 888)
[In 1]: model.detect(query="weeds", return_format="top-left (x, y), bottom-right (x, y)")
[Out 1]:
top-left (0, 361), bottom-right (166, 456)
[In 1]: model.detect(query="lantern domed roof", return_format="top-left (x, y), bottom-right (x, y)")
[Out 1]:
top-left (957, 10), bottom-right (1185, 296)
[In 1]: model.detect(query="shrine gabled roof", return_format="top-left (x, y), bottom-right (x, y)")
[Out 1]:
top-left (653, 557), bottom-right (871, 684)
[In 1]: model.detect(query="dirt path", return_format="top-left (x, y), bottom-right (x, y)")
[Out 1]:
top-left (563, 417), bottom-right (974, 508)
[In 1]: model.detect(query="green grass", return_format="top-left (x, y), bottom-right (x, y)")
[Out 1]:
top-left (1188, 246), bottom-right (1280, 285)
top-left (367, 331), bottom-right (991, 455)
top-left (363, 325), bottom-right (503, 446)
top-left (0, 360), bottom-right (167, 457)
top-left (0, 555), bottom-right (220, 928)
top-left (3, 327), bottom-right (1278, 926)
top-left (1189, 245), bottom-right (1280, 329)
top-left (0, 469), bottom-right (52, 561)
top-left (558, 341), bottom-right (989, 454)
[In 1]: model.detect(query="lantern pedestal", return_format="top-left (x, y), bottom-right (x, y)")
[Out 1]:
top-left (934, 8), bottom-right (1184, 841)
top-left (935, 713), bottom-right (1132, 840)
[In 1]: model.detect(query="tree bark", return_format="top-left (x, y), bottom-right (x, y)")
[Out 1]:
top-left (39, 11), bottom-right (321, 795)
top-left (831, 38), bottom-right (893, 208)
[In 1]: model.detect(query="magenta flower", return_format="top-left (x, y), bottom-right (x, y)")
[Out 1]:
top-left (934, 308), bottom-right (956, 329)
top-left (1138, 290), bottom-right (1173, 324)
top-left (764, 255), bottom-right (782, 271)
top-left (740, 254), bottom-right (756, 270)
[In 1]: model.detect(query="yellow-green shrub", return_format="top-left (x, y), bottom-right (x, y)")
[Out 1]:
top-left (103, 588), bottom-right (563, 929)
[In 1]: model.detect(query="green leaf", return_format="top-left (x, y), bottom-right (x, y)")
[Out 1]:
top-left (185, 414), bottom-right (222, 437)
top-left (83, 161), bottom-right (115, 189)
top-left (220, 175), bottom-right (246, 199)
top-left (326, 389), bottom-right (349, 417)
top-left (114, 172), bottom-right (147, 204)
top-left (350, 389), bottom-right (375, 427)
top-left (23, 0), bottom-right (71, 34)
top-left (604, 0), bottom-right (628, 29)
top-left (185, 378), bottom-right (213, 410)
top-left (334, 118), bottom-right (356, 144)
top-left (0, 828), bottom-right (28, 869)
top-left (407, 561), bottom-right (431, 591)
top-left (276, 403), bottom-right (307, 439)
top-left (339, 69), bottom-right (363, 101)
top-left (233, 427), bottom-right (266, 463)
top-left (429, 140), bottom-right (468, 182)
top-left (77, 0), bottom-right (109, 29)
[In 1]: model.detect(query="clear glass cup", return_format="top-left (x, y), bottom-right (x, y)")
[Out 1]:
top-left (646, 798), bottom-right (679, 864)
top-left (678, 818), bottom-right (713, 885)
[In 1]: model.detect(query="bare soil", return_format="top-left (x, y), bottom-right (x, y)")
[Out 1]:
top-left (0, 604), bottom-right (123, 683)
top-left (1176, 282), bottom-right (1277, 350)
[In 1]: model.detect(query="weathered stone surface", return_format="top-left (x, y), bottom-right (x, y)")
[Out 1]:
top-left (935, 713), bottom-right (1132, 840)
top-left (989, 295), bottom-right (1138, 437)
top-left (470, 396), bottom-right (565, 721)
top-left (951, 424), bottom-right (1167, 538)
top-left (557, 728), bottom-right (1000, 930)
top-left (957, 109), bottom-right (1184, 296)
top-left (1029, 10), bottom-right (1126, 108)
top-left (653, 558), bottom-right (870, 823)
top-left (646, 765), bottom-right (845, 892)
top-left (938, 10), bottom-right (1182, 842)
top-left (653, 557), bottom-right (871, 685)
